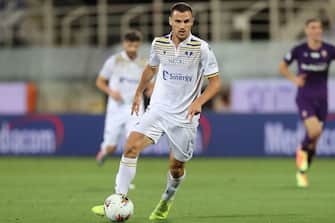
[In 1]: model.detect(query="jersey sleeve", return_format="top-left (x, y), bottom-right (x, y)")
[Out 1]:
top-left (200, 42), bottom-right (219, 78)
top-left (330, 45), bottom-right (335, 61)
top-left (99, 56), bottom-right (116, 79)
top-left (149, 39), bottom-right (160, 67)
top-left (283, 46), bottom-right (298, 65)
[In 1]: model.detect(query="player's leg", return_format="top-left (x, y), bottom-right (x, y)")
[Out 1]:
top-left (163, 153), bottom-right (186, 201)
top-left (92, 109), bottom-right (163, 217)
top-left (115, 108), bottom-right (164, 195)
top-left (304, 98), bottom-right (328, 168)
top-left (295, 99), bottom-right (314, 187)
top-left (123, 114), bottom-right (143, 190)
top-left (149, 154), bottom-right (186, 220)
top-left (92, 131), bottom-right (153, 216)
top-left (297, 116), bottom-right (322, 171)
top-left (296, 116), bottom-right (323, 187)
top-left (96, 145), bottom-right (117, 165)
top-left (149, 125), bottom-right (195, 220)
top-left (96, 113), bottom-right (123, 165)
top-left (302, 116), bottom-right (323, 166)
top-left (115, 131), bottom-right (153, 195)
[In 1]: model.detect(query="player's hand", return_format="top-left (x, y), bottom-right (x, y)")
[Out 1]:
top-left (131, 93), bottom-right (142, 116)
top-left (187, 100), bottom-right (202, 122)
top-left (108, 90), bottom-right (123, 102)
top-left (293, 74), bottom-right (306, 87)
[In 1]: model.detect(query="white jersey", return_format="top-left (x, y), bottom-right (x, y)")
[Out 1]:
top-left (148, 33), bottom-right (219, 125)
top-left (99, 51), bottom-right (146, 112)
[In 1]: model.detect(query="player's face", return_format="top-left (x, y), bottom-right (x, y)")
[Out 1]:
top-left (123, 41), bottom-right (141, 57)
top-left (305, 21), bottom-right (323, 42)
top-left (169, 10), bottom-right (193, 41)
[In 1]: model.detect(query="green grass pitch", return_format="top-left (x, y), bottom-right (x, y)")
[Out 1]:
top-left (1, 157), bottom-right (334, 223)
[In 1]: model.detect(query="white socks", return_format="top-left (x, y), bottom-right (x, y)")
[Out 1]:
top-left (162, 171), bottom-right (186, 201)
top-left (115, 155), bottom-right (138, 195)
top-left (114, 156), bottom-right (185, 200)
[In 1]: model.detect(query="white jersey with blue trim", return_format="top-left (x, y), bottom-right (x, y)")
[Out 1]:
top-left (148, 33), bottom-right (219, 126)
top-left (99, 51), bottom-right (146, 112)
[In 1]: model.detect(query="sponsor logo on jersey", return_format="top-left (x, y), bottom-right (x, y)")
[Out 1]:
top-left (301, 63), bottom-right (327, 71)
top-left (310, 52), bottom-right (320, 58)
top-left (162, 70), bottom-right (192, 82)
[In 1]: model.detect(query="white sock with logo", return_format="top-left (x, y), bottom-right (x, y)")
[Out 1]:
top-left (161, 171), bottom-right (186, 201)
top-left (115, 155), bottom-right (138, 195)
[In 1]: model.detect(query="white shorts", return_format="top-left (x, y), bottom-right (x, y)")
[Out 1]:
top-left (132, 107), bottom-right (197, 162)
top-left (101, 109), bottom-right (139, 149)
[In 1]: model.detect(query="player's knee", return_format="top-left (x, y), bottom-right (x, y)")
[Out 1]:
top-left (124, 142), bottom-right (140, 158)
top-left (308, 126), bottom-right (322, 140)
top-left (123, 148), bottom-right (138, 158)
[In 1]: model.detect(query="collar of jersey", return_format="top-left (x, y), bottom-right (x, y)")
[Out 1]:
top-left (121, 51), bottom-right (138, 61)
top-left (166, 32), bottom-right (194, 46)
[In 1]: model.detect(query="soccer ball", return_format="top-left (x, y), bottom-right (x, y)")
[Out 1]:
top-left (104, 194), bottom-right (134, 222)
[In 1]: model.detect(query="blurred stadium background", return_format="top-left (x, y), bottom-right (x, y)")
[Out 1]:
top-left (1, 1), bottom-right (335, 223)
top-left (1, 0), bottom-right (334, 155)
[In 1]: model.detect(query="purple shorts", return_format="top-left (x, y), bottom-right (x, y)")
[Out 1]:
top-left (296, 97), bottom-right (328, 121)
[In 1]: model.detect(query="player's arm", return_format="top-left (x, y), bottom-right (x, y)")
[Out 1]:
top-left (188, 42), bottom-right (221, 121)
top-left (96, 75), bottom-right (122, 101)
top-left (279, 46), bottom-right (306, 87)
top-left (188, 74), bottom-right (222, 121)
top-left (279, 61), bottom-right (305, 87)
top-left (131, 65), bottom-right (158, 115)
top-left (144, 80), bottom-right (155, 97)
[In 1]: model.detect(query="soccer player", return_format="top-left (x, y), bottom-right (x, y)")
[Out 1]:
top-left (92, 2), bottom-right (222, 220)
top-left (95, 31), bottom-right (147, 165)
top-left (279, 18), bottom-right (335, 187)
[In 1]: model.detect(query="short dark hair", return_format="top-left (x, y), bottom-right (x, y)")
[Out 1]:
top-left (123, 30), bottom-right (142, 42)
top-left (305, 18), bottom-right (322, 26)
top-left (170, 2), bottom-right (192, 16)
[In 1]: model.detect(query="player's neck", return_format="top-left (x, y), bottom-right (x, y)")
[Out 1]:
top-left (307, 39), bottom-right (322, 50)
top-left (171, 33), bottom-right (190, 48)
top-left (126, 52), bottom-right (137, 60)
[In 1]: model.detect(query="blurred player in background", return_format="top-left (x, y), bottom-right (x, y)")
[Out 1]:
top-left (95, 31), bottom-right (148, 166)
top-left (92, 2), bottom-right (222, 220)
top-left (279, 18), bottom-right (335, 187)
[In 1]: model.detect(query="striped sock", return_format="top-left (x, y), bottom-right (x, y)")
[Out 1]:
top-left (115, 155), bottom-right (138, 195)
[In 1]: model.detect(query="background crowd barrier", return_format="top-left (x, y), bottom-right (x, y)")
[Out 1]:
top-left (1, 113), bottom-right (334, 157)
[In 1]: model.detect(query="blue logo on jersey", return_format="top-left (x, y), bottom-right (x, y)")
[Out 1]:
top-left (185, 51), bottom-right (193, 57)
top-left (162, 70), bottom-right (192, 82)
